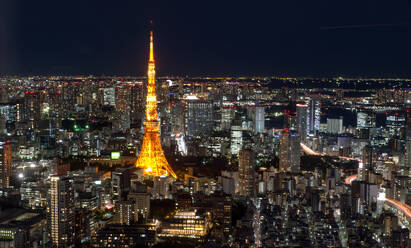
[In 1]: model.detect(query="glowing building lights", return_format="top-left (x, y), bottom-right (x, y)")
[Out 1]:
top-left (158, 210), bottom-right (211, 239)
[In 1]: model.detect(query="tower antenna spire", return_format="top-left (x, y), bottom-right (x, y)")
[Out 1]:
top-left (149, 20), bottom-right (154, 62)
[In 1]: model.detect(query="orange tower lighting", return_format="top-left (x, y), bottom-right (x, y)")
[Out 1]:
top-left (135, 30), bottom-right (177, 179)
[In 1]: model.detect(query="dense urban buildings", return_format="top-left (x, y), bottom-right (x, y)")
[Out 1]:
top-left (0, 22), bottom-right (411, 248)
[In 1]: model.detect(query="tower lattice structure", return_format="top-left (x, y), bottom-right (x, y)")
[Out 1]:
top-left (135, 30), bottom-right (177, 179)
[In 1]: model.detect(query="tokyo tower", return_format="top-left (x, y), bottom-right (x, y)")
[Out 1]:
top-left (135, 30), bottom-right (177, 179)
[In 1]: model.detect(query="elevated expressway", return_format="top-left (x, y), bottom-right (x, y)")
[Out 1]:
top-left (301, 143), bottom-right (411, 225)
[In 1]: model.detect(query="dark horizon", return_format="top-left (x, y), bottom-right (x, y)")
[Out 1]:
top-left (1, 1), bottom-right (411, 77)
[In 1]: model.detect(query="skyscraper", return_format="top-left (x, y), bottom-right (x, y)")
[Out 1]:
top-left (254, 106), bottom-right (265, 134)
top-left (357, 111), bottom-right (376, 129)
top-left (405, 109), bottom-right (411, 174)
top-left (47, 175), bottom-right (75, 248)
top-left (128, 179), bottom-right (150, 219)
top-left (307, 95), bottom-right (321, 134)
top-left (103, 87), bottom-right (116, 107)
top-left (327, 117), bottom-right (343, 134)
top-left (111, 167), bottom-right (132, 202)
top-left (296, 104), bottom-right (308, 142)
top-left (360, 145), bottom-right (373, 181)
top-left (0, 141), bottom-right (11, 194)
top-left (386, 112), bottom-right (405, 137)
top-left (284, 109), bottom-right (297, 131)
top-left (238, 149), bottom-right (255, 197)
top-left (135, 30), bottom-right (176, 179)
top-left (220, 106), bottom-right (233, 131)
top-left (230, 121), bottom-right (243, 156)
top-left (279, 129), bottom-right (300, 173)
top-left (114, 201), bottom-right (137, 225)
top-left (186, 99), bottom-right (214, 137)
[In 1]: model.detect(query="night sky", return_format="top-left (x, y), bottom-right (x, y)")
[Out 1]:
top-left (1, 0), bottom-right (411, 77)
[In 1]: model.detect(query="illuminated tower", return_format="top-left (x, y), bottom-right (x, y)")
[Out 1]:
top-left (135, 30), bottom-right (177, 179)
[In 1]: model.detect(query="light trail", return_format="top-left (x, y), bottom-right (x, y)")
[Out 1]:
top-left (385, 199), bottom-right (411, 219)
top-left (300, 143), bottom-right (361, 162)
top-left (300, 143), bottom-right (320, 156)
top-left (303, 142), bottom-right (411, 222)
top-left (345, 175), bottom-right (357, 185)
top-left (254, 211), bottom-right (261, 248)
top-left (253, 199), bottom-right (261, 248)
top-left (344, 174), bottom-right (411, 219)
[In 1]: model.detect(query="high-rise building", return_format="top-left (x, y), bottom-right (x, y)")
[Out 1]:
top-left (113, 110), bottom-right (130, 132)
top-left (130, 82), bottom-right (145, 123)
top-left (296, 104), bottom-right (308, 142)
top-left (307, 95), bottom-right (321, 133)
top-left (153, 176), bottom-right (169, 199)
top-left (114, 200), bottom-right (137, 225)
top-left (47, 175), bottom-right (75, 248)
top-left (279, 129), bottom-right (300, 173)
top-left (24, 91), bottom-right (40, 130)
top-left (111, 167), bottom-right (132, 202)
top-left (186, 100), bottom-right (213, 137)
top-left (238, 149), bottom-right (255, 197)
top-left (128, 179), bottom-right (150, 219)
top-left (359, 145), bottom-right (373, 181)
top-left (211, 193), bottom-right (232, 233)
top-left (221, 176), bottom-right (235, 195)
top-left (0, 100), bottom-right (22, 133)
top-left (357, 111), bottom-right (376, 129)
top-left (230, 122), bottom-right (243, 156)
top-left (74, 208), bottom-right (94, 247)
top-left (103, 87), bottom-right (116, 106)
top-left (405, 109), bottom-right (411, 173)
top-left (279, 130), bottom-right (290, 172)
top-left (291, 135), bottom-right (301, 173)
top-left (0, 141), bottom-right (11, 194)
top-left (386, 112), bottom-right (405, 137)
top-left (220, 106), bottom-right (233, 131)
top-left (170, 102), bottom-right (185, 134)
top-left (135, 30), bottom-right (176, 179)
top-left (115, 86), bottom-right (130, 111)
top-left (284, 109), bottom-right (297, 131)
top-left (327, 117), bottom-right (343, 134)
top-left (254, 106), bottom-right (265, 134)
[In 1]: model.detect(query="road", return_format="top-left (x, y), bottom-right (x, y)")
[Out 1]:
top-left (300, 143), bottom-right (411, 221)
top-left (253, 198), bottom-right (262, 248)
top-left (345, 174), bottom-right (411, 219)
top-left (300, 143), bottom-right (361, 162)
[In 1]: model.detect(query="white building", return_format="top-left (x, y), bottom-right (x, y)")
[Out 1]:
top-left (254, 106), bottom-right (265, 134)
top-left (327, 117), bottom-right (343, 134)
top-left (230, 124), bottom-right (242, 156)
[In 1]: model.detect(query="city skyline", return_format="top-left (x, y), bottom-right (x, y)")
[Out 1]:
top-left (2, 2), bottom-right (411, 248)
